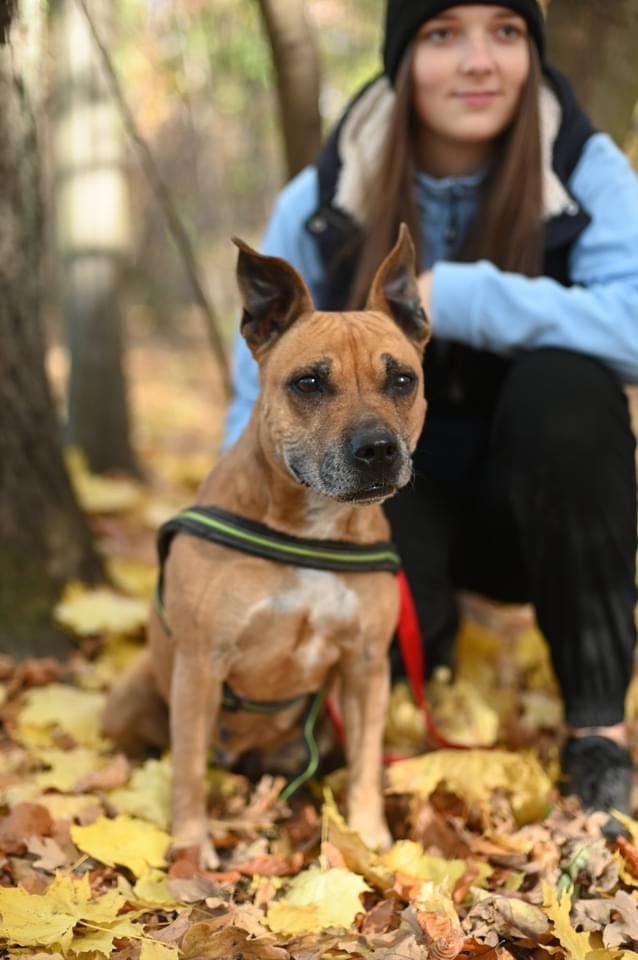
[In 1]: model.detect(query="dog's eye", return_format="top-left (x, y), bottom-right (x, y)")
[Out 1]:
top-left (293, 375), bottom-right (322, 394)
top-left (389, 372), bottom-right (416, 394)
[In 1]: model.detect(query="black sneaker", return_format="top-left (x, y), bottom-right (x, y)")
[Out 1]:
top-left (560, 735), bottom-right (633, 837)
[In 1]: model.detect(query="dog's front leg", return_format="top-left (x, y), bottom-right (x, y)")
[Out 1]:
top-left (169, 647), bottom-right (220, 869)
top-left (340, 643), bottom-right (392, 851)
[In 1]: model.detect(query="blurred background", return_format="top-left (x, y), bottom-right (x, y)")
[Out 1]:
top-left (1, 0), bottom-right (638, 655)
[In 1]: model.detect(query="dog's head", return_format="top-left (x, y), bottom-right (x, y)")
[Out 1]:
top-left (234, 225), bottom-right (429, 504)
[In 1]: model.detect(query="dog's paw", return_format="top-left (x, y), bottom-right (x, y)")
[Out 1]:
top-left (348, 814), bottom-right (392, 852)
top-left (170, 833), bottom-right (220, 871)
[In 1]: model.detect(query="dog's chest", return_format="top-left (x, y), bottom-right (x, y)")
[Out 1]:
top-left (236, 567), bottom-right (360, 685)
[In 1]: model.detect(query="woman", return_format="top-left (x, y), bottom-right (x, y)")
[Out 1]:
top-left (224, 1), bottom-right (638, 819)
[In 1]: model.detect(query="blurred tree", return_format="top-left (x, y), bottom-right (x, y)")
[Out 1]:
top-left (257, 0), bottom-right (321, 179)
top-left (0, 0), bottom-right (101, 657)
top-left (52, 0), bottom-right (138, 475)
top-left (547, 0), bottom-right (638, 146)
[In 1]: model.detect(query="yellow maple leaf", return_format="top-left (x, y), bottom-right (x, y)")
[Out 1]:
top-left (16, 685), bottom-right (107, 750)
top-left (76, 634), bottom-right (143, 691)
top-left (34, 747), bottom-right (107, 792)
top-left (68, 917), bottom-right (140, 956)
top-left (0, 885), bottom-right (76, 948)
top-left (108, 755), bottom-right (171, 829)
top-left (608, 810), bottom-right (638, 845)
top-left (55, 583), bottom-right (148, 637)
top-left (322, 794), bottom-right (393, 892)
top-left (107, 557), bottom-right (158, 601)
top-left (0, 874), bottom-right (125, 950)
top-left (387, 749), bottom-right (551, 825)
top-left (140, 941), bottom-right (180, 960)
top-left (265, 867), bottom-right (370, 934)
top-left (132, 869), bottom-right (179, 907)
top-left (381, 840), bottom-right (466, 894)
top-left (66, 447), bottom-right (143, 514)
top-left (427, 670), bottom-right (500, 747)
top-left (542, 882), bottom-right (592, 960)
top-left (71, 815), bottom-right (170, 878)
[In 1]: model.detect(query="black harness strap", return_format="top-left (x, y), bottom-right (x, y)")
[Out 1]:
top-left (157, 505), bottom-right (401, 575)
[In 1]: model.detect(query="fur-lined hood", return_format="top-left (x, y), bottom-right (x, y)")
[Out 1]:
top-left (331, 73), bottom-right (579, 226)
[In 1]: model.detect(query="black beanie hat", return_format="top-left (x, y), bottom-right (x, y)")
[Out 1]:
top-left (383, 0), bottom-right (546, 82)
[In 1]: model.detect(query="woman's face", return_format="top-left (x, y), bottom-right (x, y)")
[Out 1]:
top-left (411, 4), bottom-right (531, 173)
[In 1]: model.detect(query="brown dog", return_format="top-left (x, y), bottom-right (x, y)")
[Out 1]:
top-left (102, 225), bottom-right (429, 867)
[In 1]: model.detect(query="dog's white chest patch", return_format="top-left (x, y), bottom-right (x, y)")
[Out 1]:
top-left (269, 568), bottom-right (359, 668)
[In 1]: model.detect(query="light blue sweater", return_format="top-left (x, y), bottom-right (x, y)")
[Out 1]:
top-left (224, 132), bottom-right (638, 449)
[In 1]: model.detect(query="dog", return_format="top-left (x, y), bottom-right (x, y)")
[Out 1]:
top-left (102, 224), bottom-right (429, 867)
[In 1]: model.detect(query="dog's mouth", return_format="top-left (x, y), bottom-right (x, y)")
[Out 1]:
top-left (339, 481), bottom-right (398, 503)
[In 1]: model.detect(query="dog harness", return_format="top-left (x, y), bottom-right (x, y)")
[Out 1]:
top-left (155, 504), bottom-right (401, 799)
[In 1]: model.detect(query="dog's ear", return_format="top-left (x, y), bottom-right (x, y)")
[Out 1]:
top-left (233, 238), bottom-right (315, 355)
top-left (365, 223), bottom-right (431, 352)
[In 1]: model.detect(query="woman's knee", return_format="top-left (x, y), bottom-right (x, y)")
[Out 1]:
top-left (492, 348), bottom-right (635, 470)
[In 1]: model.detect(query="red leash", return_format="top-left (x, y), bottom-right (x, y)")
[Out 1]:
top-left (396, 570), bottom-right (479, 751)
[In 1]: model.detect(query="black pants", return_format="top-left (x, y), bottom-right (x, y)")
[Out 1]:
top-left (385, 348), bottom-right (637, 728)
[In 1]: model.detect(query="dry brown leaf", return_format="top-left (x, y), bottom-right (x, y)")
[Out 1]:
top-left (73, 752), bottom-right (131, 792)
top-left (181, 922), bottom-right (289, 959)
top-left (148, 909), bottom-right (193, 944)
top-left (232, 851), bottom-right (304, 876)
top-left (416, 909), bottom-right (466, 958)
top-left (466, 894), bottom-right (550, 940)
top-left (0, 802), bottom-right (53, 854)
top-left (25, 835), bottom-right (69, 873)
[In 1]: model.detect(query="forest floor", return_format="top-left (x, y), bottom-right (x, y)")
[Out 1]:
top-left (2, 331), bottom-right (638, 959)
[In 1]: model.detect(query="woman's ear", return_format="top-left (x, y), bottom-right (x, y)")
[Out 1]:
top-left (233, 238), bottom-right (315, 356)
top-left (365, 223), bottom-right (431, 353)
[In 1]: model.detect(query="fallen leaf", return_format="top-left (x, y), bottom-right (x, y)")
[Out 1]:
top-left (26, 836), bottom-right (69, 873)
top-left (387, 750), bottom-right (551, 825)
top-left (71, 814), bottom-right (170, 877)
top-left (381, 840), bottom-right (466, 895)
top-left (542, 882), bottom-right (593, 960)
top-left (181, 922), bottom-right (289, 959)
top-left (322, 795), bottom-right (394, 892)
top-left (0, 873), bottom-right (126, 949)
top-left (139, 941), bottom-right (180, 960)
top-left (54, 583), bottom-right (148, 637)
top-left (0, 802), bottom-right (53, 854)
top-left (16, 684), bottom-right (107, 749)
top-left (466, 893), bottom-right (550, 939)
top-left (73, 752), bottom-right (131, 792)
top-left (108, 755), bottom-right (171, 829)
top-left (132, 869), bottom-right (179, 907)
top-left (35, 747), bottom-right (107, 792)
top-left (266, 866), bottom-right (370, 933)
top-left (147, 909), bottom-right (192, 943)
top-left (66, 447), bottom-right (143, 514)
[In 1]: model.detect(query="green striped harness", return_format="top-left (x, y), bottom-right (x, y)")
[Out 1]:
top-left (156, 505), bottom-right (401, 799)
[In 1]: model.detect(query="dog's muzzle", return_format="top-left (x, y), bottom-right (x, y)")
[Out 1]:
top-left (285, 424), bottom-right (413, 503)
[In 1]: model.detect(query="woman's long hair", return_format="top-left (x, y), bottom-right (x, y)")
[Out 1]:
top-left (348, 38), bottom-right (543, 309)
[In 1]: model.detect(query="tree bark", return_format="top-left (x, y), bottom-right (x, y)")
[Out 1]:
top-left (547, 0), bottom-right (638, 146)
top-left (53, 0), bottom-right (138, 475)
top-left (257, 0), bottom-right (322, 180)
top-left (0, 3), bottom-right (101, 657)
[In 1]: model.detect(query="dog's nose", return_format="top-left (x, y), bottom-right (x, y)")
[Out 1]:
top-left (350, 430), bottom-right (399, 467)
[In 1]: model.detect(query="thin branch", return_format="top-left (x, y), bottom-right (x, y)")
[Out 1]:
top-left (75, 0), bottom-right (230, 398)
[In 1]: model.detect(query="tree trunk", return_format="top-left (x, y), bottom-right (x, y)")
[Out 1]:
top-left (0, 2), bottom-right (101, 658)
top-left (547, 0), bottom-right (638, 146)
top-left (53, 0), bottom-right (138, 475)
top-left (257, 0), bottom-right (322, 180)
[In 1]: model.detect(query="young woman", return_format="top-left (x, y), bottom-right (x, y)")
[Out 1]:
top-left (224, 1), bottom-right (638, 819)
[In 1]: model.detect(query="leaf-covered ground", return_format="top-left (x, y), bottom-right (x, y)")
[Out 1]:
top-left (3, 337), bottom-right (638, 959)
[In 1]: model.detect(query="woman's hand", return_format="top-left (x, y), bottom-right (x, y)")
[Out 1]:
top-left (417, 270), bottom-right (433, 315)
